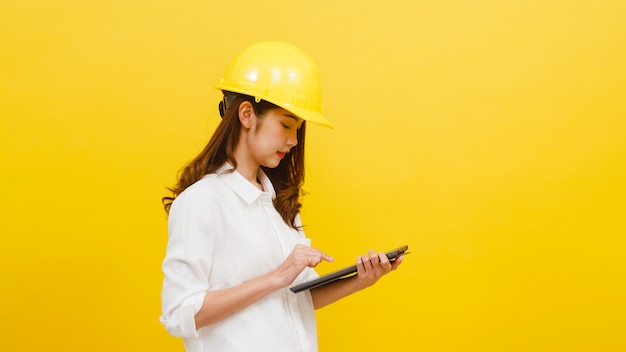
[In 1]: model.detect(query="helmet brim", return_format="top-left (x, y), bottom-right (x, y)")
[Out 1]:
top-left (215, 86), bottom-right (334, 129)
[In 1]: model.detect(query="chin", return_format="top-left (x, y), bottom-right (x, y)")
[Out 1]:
top-left (262, 160), bottom-right (281, 169)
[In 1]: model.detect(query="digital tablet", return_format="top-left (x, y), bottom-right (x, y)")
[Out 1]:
top-left (289, 245), bottom-right (408, 293)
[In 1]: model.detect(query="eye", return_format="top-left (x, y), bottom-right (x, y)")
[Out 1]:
top-left (281, 123), bottom-right (291, 130)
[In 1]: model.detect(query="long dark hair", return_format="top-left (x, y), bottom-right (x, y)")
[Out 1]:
top-left (162, 94), bottom-right (307, 229)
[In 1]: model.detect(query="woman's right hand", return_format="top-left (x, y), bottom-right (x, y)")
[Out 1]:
top-left (271, 244), bottom-right (334, 288)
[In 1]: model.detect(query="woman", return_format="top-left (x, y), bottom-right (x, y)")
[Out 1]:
top-left (160, 41), bottom-right (403, 352)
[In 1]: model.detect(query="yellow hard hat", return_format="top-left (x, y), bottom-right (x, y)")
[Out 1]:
top-left (215, 41), bottom-right (333, 128)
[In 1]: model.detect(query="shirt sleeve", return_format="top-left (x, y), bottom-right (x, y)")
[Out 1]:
top-left (160, 191), bottom-right (215, 338)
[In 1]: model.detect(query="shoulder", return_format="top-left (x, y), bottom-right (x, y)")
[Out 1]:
top-left (170, 174), bottom-right (222, 211)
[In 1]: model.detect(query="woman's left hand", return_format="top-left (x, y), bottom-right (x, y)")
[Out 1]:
top-left (353, 249), bottom-right (403, 290)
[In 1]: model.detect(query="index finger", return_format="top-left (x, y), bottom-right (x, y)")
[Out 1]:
top-left (320, 252), bottom-right (335, 263)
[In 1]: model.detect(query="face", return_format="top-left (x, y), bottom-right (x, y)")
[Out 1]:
top-left (247, 107), bottom-right (304, 168)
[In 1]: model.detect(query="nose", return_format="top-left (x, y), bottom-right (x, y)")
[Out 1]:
top-left (286, 129), bottom-right (298, 147)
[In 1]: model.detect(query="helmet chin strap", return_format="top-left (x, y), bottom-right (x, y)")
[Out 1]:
top-left (218, 92), bottom-right (239, 118)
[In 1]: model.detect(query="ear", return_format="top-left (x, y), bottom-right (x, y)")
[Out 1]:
top-left (238, 101), bottom-right (255, 128)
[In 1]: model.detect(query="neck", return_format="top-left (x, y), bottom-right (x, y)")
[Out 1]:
top-left (233, 139), bottom-right (263, 190)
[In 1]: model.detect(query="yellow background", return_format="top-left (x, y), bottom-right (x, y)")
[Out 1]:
top-left (1, 0), bottom-right (625, 351)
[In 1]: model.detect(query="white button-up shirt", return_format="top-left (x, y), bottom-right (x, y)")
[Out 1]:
top-left (160, 164), bottom-right (319, 352)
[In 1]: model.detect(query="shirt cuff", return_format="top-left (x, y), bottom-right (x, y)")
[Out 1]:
top-left (162, 291), bottom-right (206, 338)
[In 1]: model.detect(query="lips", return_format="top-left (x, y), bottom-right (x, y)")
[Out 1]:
top-left (277, 152), bottom-right (286, 159)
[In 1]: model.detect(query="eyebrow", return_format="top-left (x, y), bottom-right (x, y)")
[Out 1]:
top-left (282, 113), bottom-right (304, 126)
top-left (283, 113), bottom-right (301, 122)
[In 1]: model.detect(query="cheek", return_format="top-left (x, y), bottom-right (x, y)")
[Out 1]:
top-left (254, 125), bottom-right (284, 149)
top-left (263, 125), bottom-right (288, 141)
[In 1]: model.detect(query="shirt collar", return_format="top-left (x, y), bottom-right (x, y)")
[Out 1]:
top-left (216, 163), bottom-right (276, 205)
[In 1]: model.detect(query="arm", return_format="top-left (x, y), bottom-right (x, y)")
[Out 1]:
top-left (193, 270), bottom-right (281, 327)
top-left (193, 244), bottom-right (334, 329)
top-left (310, 250), bottom-right (404, 309)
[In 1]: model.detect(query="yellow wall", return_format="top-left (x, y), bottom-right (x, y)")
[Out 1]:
top-left (1, 1), bottom-right (625, 351)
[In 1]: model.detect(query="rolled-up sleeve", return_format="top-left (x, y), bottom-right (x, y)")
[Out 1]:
top-left (160, 191), bottom-right (214, 338)
top-left (160, 292), bottom-right (205, 337)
